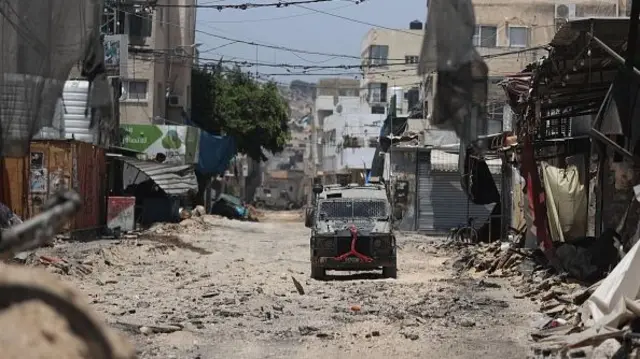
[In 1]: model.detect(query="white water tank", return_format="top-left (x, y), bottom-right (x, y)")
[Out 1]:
top-left (62, 80), bottom-right (95, 143)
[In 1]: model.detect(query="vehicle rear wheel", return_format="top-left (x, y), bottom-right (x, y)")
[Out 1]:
top-left (310, 265), bottom-right (325, 280)
top-left (254, 201), bottom-right (266, 209)
top-left (382, 265), bottom-right (397, 279)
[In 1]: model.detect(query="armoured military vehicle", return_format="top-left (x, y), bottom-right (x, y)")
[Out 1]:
top-left (305, 181), bottom-right (398, 280)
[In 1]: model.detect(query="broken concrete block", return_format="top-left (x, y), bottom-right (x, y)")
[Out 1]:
top-left (592, 338), bottom-right (622, 359)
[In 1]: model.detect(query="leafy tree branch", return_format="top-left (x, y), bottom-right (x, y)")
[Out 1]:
top-left (191, 65), bottom-right (291, 161)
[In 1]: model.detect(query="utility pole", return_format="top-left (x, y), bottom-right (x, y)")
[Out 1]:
top-left (309, 113), bottom-right (318, 205)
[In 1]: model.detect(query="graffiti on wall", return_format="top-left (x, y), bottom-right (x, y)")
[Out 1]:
top-left (30, 151), bottom-right (47, 193)
top-left (50, 169), bottom-right (70, 194)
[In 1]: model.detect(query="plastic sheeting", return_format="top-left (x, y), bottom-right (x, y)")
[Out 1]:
top-left (541, 162), bottom-right (588, 243)
top-left (0, 0), bottom-right (103, 157)
top-left (420, 0), bottom-right (489, 147)
top-left (196, 131), bottom-right (237, 176)
top-left (580, 238), bottom-right (640, 329)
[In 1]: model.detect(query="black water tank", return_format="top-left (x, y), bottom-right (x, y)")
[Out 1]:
top-left (410, 20), bottom-right (423, 30)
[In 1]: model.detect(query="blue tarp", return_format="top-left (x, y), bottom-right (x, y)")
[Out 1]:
top-left (196, 131), bottom-right (237, 175)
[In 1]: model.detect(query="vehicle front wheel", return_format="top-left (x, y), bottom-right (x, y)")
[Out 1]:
top-left (382, 265), bottom-right (397, 279)
top-left (310, 265), bottom-right (325, 280)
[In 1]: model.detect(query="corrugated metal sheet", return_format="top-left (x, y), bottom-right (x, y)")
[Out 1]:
top-left (74, 141), bottom-right (106, 230)
top-left (417, 152), bottom-right (434, 231)
top-left (0, 156), bottom-right (28, 217)
top-left (120, 157), bottom-right (197, 196)
top-left (417, 151), bottom-right (502, 234)
top-left (430, 149), bottom-right (502, 174)
top-left (0, 140), bottom-right (106, 231)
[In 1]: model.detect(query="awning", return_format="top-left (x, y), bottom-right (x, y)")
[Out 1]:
top-left (118, 157), bottom-right (198, 196)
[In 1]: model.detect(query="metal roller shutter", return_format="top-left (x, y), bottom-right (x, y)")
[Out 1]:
top-left (429, 172), bottom-right (501, 233)
top-left (416, 152), bottom-right (434, 231)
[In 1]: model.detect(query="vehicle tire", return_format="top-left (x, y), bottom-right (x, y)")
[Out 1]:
top-left (382, 265), bottom-right (397, 279)
top-left (310, 265), bottom-right (325, 280)
top-left (255, 201), bottom-right (266, 209)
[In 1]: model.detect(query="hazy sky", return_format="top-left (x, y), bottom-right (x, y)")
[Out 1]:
top-left (195, 0), bottom-right (427, 83)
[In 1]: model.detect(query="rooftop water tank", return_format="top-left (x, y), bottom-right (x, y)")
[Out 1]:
top-left (62, 80), bottom-right (95, 144)
top-left (410, 20), bottom-right (423, 30)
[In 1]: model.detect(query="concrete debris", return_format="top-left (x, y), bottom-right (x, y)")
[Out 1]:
top-left (291, 276), bottom-right (305, 295)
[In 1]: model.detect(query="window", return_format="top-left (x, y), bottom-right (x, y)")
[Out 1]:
top-left (508, 26), bottom-right (529, 48)
top-left (473, 25), bottom-right (497, 47)
top-left (368, 45), bottom-right (389, 66)
top-left (367, 82), bottom-right (388, 103)
top-left (371, 105), bottom-right (385, 114)
top-left (405, 55), bottom-right (419, 64)
top-left (122, 80), bottom-right (148, 101)
top-left (128, 13), bottom-right (153, 37)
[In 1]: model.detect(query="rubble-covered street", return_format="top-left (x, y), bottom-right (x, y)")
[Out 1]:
top-left (26, 212), bottom-right (537, 358)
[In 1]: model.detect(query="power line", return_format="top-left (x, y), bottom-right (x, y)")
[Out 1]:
top-left (117, 4), bottom-right (548, 63)
top-left (155, 0), bottom-right (361, 10)
top-left (198, 2), bottom-right (355, 23)
top-left (294, 3), bottom-right (422, 36)
top-left (113, 5), bottom-right (405, 60)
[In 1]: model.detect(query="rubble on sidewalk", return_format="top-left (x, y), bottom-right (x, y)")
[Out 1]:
top-left (443, 237), bottom-right (640, 358)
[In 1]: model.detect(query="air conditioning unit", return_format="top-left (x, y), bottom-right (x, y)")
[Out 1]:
top-left (168, 95), bottom-right (181, 107)
top-left (555, 3), bottom-right (576, 19)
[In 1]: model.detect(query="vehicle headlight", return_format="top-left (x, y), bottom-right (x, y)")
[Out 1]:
top-left (373, 238), bottom-right (383, 248)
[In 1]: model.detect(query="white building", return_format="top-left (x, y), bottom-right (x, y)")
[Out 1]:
top-left (321, 104), bottom-right (385, 184)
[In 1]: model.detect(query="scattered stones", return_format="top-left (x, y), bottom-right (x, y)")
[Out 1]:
top-left (299, 326), bottom-right (320, 336)
top-left (402, 332), bottom-right (419, 341)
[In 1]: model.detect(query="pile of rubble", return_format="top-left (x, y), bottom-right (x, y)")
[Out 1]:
top-left (447, 241), bottom-right (591, 319)
top-left (443, 240), bottom-right (640, 358)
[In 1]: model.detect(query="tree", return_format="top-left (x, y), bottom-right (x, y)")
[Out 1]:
top-left (191, 65), bottom-right (291, 161)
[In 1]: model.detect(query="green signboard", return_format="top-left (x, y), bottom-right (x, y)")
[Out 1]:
top-left (120, 124), bottom-right (200, 165)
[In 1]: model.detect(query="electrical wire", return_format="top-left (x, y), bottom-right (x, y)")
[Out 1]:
top-left (115, 4), bottom-right (550, 63)
top-left (294, 3), bottom-right (422, 36)
top-left (199, 1), bottom-right (355, 23)
top-left (155, 0), bottom-right (360, 10)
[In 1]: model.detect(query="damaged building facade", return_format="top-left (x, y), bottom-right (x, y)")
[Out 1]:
top-left (421, 0), bottom-right (640, 352)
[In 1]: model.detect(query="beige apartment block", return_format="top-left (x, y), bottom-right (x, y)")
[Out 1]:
top-left (473, 0), bottom-right (623, 75)
top-left (417, 0), bottom-right (624, 134)
top-left (119, 0), bottom-right (197, 125)
top-left (360, 20), bottom-right (425, 112)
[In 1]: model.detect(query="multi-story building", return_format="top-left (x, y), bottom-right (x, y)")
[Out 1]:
top-left (321, 110), bottom-right (385, 185)
top-left (102, 0), bottom-right (197, 125)
top-left (311, 78), bottom-right (362, 176)
top-left (360, 20), bottom-right (425, 114)
top-left (418, 0), bottom-right (624, 135)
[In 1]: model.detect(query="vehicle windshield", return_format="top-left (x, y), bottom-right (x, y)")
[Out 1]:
top-left (318, 199), bottom-right (387, 219)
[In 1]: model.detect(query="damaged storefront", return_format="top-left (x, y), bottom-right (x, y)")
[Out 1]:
top-left (496, 16), bottom-right (640, 355)
top-left (416, 149), bottom-right (502, 235)
top-left (115, 156), bottom-right (198, 226)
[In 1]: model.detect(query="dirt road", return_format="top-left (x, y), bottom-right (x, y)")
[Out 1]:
top-left (32, 212), bottom-right (537, 359)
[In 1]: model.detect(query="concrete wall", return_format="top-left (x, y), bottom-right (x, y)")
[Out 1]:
top-left (317, 78), bottom-right (360, 97)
